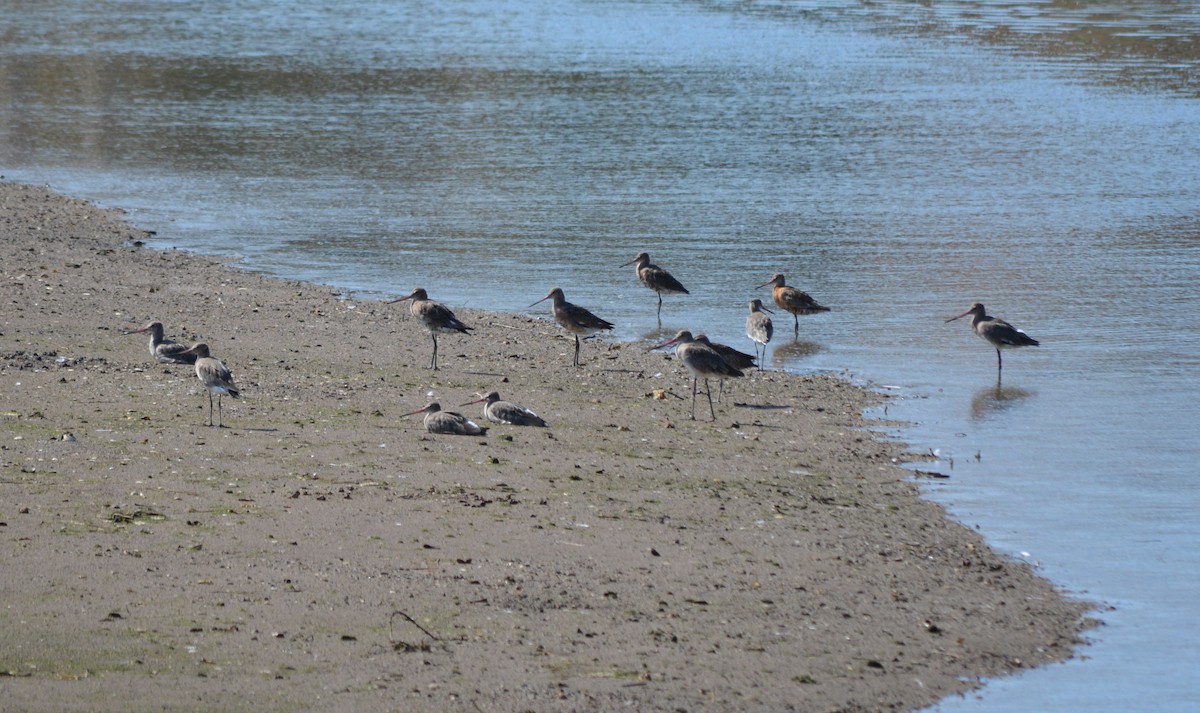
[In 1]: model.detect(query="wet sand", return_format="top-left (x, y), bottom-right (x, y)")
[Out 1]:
top-left (0, 181), bottom-right (1091, 711)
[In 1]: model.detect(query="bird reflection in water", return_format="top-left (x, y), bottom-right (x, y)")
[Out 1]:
top-left (970, 385), bottom-right (1032, 421)
top-left (770, 339), bottom-right (821, 370)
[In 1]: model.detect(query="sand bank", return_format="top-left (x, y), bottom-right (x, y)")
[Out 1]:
top-left (0, 181), bottom-right (1091, 711)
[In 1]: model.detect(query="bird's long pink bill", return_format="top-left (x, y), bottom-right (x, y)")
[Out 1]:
top-left (528, 295), bottom-right (551, 307)
top-left (945, 309), bottom-right (974, 323)
top-left (649, 336), bottom-right (682, 350)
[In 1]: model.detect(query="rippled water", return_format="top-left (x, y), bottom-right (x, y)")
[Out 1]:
top-left (2, 2), bottom-right (1199, 710)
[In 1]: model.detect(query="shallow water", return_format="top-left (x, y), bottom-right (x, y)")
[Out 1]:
top-left (2, 2), bottom-right (1199, 709)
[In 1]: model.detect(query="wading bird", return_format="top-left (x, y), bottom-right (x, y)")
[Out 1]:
top-left (529, 287), bottom-right (614, 367)
top-left (460, 391), bottom-right (547, 427)
top-left (745, 299), bottom-right (774, 369)
top-left (757, 273), bottom-right (829, 335)
top-left (621, 251), bottom-right (689, 321)
top-left (388, 288), bottom-right (471, 370)
top-left (946, 302), bottom-right (1039, 380)
top-left (175, 343), bottom-right (240, 427)
top-left (125, 321), bottom-right (196, 364)
top-left (694, 334), bottom-right (756, 402)
top-left (402, 402), bottom-right (488, 436)
top-left (651, 329), bottom-right (743, 421)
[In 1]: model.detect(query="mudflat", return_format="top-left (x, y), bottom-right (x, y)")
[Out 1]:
top-left (0, 181), bottom-right (1091, 712)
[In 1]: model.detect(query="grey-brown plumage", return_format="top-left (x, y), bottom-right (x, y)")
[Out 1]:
top-left (946, 302), bottom-right (1039, 380)
top-left (175, 342), bottom-right (240, 427)
top-left (388, 287), bottom-right (472, 371)
top-left (651, 329), bottom-right (743, 421)
top-left (529, 287), bottom-right (614, 367)
top-left (745, 299), bottom-right (774, 370)
top-left (621, 251), bottom-right (689, 320)
top-left (403, 402), bottom-right (488, 436)
top-left (125, 321), bottom-right (196, 364)
top-left (694, 334), bottom-right (756, 402)
top-left (461, 391), bottom-right (547, 427)
top-left (758, 273), bottom-right (829, 335)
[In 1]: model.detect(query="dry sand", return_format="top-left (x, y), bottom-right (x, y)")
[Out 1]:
top-left (0, 181), bottom-right (1092, 712)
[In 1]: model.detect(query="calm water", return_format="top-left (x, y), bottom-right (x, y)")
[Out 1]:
top-left (3, 2), bottom-right (1199, 709)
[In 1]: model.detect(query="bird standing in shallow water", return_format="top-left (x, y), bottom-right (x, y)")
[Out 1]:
top-left (651, 329), bottom-right (744, 421)
top-left (125, 321), bottom-right (196, 364)
top-left (757, 273), bottom-right (829, 336)
top-left (388, 288), bottom-right (471, 371)
top-left (529, 287), bottom-right (614, 367)
top-left (621, 251), bottom-right (689, 321)
top-left (461, 391), bottom-right (547, 427)
top-left (946, 302), bottom-right (1039, 382)
top-left (403, 402), bottom-right (488, 436)
top-left (745, 299), bottom-right (774, 369)
top-left (175, 343), bottom-right (240, 427)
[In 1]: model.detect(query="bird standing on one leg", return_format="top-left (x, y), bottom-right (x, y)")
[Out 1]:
top-left (388, 288), bottom-right (471, 371)
top-left (757, 273), bottom-right (829, 336)
top-left (946, 302), bottom-right (1040, 382)
top-left (621, 251), bottom-right (689, 322)
top-left (175, 343), bottom-right (240, 427)
top-left (529, 287), bottom-right (614, 367)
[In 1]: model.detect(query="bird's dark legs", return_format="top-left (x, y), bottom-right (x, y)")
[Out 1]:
top-left (656, 294), bottom-right (663, 323)
top-left (430, 334), bottom-right (439, 370)
top-left (996, 349), bottom-right (1004, 386)
top-left (573, 335), bottom-right (581, 367)
top-left (703, 378), bottom-right (716, 421)
top-left (206, 392), bottom-right (214, 427)
top-left (689, 378), bottom-right (698, 420)
top-left (217, 395), bottom-right (224, 428)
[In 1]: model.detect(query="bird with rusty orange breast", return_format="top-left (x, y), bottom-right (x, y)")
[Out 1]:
top-left (757, 273), bottom-right (829, 335)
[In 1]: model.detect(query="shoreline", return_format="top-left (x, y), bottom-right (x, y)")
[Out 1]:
top-left (0, 180), bottom-right (1092, 712)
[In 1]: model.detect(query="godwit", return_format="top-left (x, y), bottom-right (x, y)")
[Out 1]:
top-left (745, 299), bottom-right (774, 369)
top-left (694, 334), bottom-right (756, 402)
top-left (621, 251), bottom-right (689, 320)
top-left (402, 402), bottom-right (488, 436)
top-left (460, 391), bottom-right (548, 427)
top-left (529, 287), bottom-right (614, 366)
top-left (388, 288), bottom-right (472, 371)
top-left (175, 343), bottom-right (240, 428)
top-left (651, 329), bottom-right (744, 421)
top-left (757, 273), bottom-right (829, 335)
top-left (946, 302), bottom-right (1040, 380)
top-left (124, 321), bottom-right (196, 364)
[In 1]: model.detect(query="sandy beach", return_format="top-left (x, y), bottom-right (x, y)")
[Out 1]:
top-left (0, 180), bottom-right (1091, 712)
